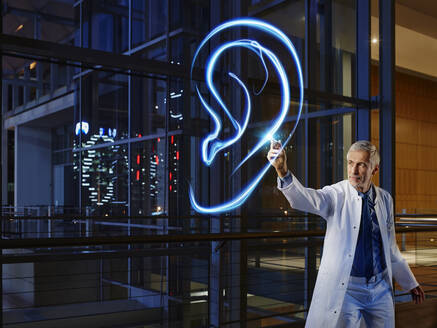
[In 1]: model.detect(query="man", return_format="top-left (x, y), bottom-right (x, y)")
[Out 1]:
top-left (267, 140), bottom-right (424, 328)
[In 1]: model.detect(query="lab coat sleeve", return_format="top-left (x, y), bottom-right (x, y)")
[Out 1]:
top-left (277, 173), bottom-right (334, 219)
top-left (388, 195), bottom-right (419, 291)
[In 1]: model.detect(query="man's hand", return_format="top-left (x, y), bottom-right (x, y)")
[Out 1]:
top-left (267, 140), bottom-right (288, 178)
top-left (410, 285), bottom-right (425, 304)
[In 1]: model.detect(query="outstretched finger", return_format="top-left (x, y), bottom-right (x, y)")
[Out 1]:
top-left (270, 139), bottom-right (282, 150)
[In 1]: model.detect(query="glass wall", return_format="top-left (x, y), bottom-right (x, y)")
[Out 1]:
top-left (2, 0), bottom-right (369, 326)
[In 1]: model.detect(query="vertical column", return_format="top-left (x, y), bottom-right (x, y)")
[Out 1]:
top-left (209, 217), bottom-right (224, 328)
top-left (34, 16), bottom-right (42, 100)
top-left (208, 2), bottom-right (224, 326)
top-left (0, 8), bottom-right (3, 327)
top-left (50, 63), bottom-right (59, 96)
top-left (78, 0), bottom-right (84, 212)
top-left (356, 0), bottom-right (371, 141)
top-left (11, 73), bottom-right (19, 109)
top-left (319, 0), bottom-right (332, 95)
top-left (319, 0), bottom-right (334, 185)
top-left (164, 1), bottom-right (194, 326)
top-left (23, 67), bottom-right (30, 105)
top-left (305, 0), bottom-right (317, 95)
top-left (36, 61), bottom-right (43, 100)
top-left (379, 0), bottom-right (395, 198)
top-left (163, 0), bottom-right (172, 325)
top-left (304, 0), bottom-right (317, 186)
top-left (127, 0), bottom-right (133, 298)
top-left (180, 2), bottom-right (194, 327)
top-left (319, 0), bottom-right (332, 187)
top-left (304, 0), bottom-right (318, 311)
top-left (1, 119), bottom-right (6, 209)
top-left (1, 67), bottom-right (6, 207)
top-left (230, 1), bottom-right (248, 327)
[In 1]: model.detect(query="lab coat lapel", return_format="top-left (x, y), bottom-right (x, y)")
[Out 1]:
top-left (346, 180), bottom-right (362, 228)
top-left (374, 187), bottom-right (389, 247)
top-left (373, 186), bottom-right (394, 289)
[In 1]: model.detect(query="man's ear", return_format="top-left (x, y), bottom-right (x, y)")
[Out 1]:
top-left (372, 164), bottom-right (379, 176)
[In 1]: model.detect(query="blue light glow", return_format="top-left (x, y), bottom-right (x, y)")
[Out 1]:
top-left (108, 128), bottom-right (117, 138)
top-left (75, 121), bottom-right (89, 135)
top-left (189, 18), bottom-right (304, 214)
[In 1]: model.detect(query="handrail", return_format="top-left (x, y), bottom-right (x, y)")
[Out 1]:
top-left (1, 212), bottom-right (436, 220)
top-left (0, 240), bottom-right (324, 264)
top-left (397, 214), bottom-right (437, 218)
top-left (1, 246), bottom-right (211, 264)
top-left (0, 230), bottom-right (326, 248)
top-left (0, 213), bottom-right (320, 220)
top-left (2, 226), bottom-right (437, 249)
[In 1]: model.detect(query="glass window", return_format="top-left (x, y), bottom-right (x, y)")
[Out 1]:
top-left (131, 76), bottom-right (166, 137)
top-left (315, 0), bottom-right (357, 97)
top-left (81, 71), bottom-right (128, 145)
top-left (246, 121), bottom-right (305, 216)
top-left (2, 0), bottom-right (78, 45)
top-left (308, 112), bottom-right (355, 189)
top-left (132, 0), bottom-right (167, 48)
top-left (77, 0), bottom-right (130, 53)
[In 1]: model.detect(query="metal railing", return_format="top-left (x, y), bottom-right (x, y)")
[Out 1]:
top-left (1, 213), bottom-right (436, 327)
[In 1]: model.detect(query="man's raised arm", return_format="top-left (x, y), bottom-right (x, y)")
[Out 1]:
top-left (267, 140), bottom-right (334, 219)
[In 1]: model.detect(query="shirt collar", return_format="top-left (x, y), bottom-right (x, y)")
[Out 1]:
top-left (356, 184), bottom-right (374, 201)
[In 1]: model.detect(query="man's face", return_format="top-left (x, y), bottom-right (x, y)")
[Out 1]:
top-left (347, 150), bottom-right (378, 192)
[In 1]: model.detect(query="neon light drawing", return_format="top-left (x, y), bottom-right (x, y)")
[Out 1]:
top-left (189, 18), bottom-right (304, 214)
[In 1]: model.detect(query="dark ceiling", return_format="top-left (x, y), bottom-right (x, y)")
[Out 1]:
top-left (397, 0), bottom-right (437, 18)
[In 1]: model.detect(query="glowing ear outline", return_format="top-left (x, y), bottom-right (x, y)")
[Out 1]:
top-left (189, 18), bottom-right (304, 214)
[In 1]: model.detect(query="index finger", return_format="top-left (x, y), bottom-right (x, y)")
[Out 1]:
top-left (270, 139), bottom-right (282, 150)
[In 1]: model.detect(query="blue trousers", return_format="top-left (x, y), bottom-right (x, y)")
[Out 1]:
top-left (338, 271), bottom-right (394, 328)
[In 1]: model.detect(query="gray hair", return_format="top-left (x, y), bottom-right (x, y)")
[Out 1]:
top-left (348, 140), bottom-right (380, 168)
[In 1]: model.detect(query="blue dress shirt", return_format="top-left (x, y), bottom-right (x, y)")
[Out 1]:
top-left (351, 186), bottom-right (386, 279)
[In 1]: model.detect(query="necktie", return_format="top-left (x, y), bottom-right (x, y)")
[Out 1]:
top-left (361, 192), bottom-right (374, 281)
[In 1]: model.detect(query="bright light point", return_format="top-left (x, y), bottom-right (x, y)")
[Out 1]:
top-left (372, 38), bottom-right (378, 44)
top-left (75, 121), bottom-right (89, 135)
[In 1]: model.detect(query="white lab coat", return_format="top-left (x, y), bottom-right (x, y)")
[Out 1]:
top-left (277, 174), bottom-right (418, 328)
